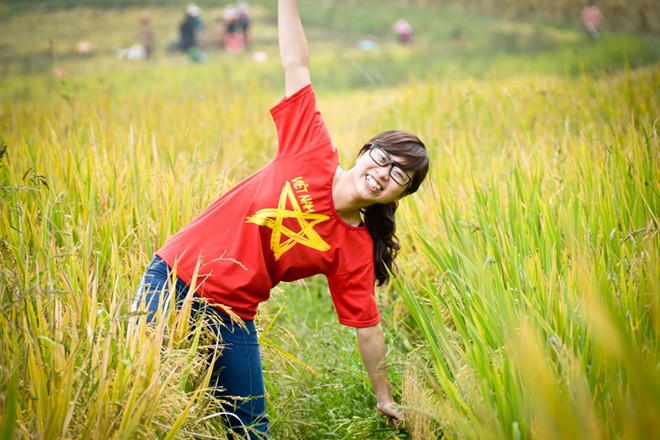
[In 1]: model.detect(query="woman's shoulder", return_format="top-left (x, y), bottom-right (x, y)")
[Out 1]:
top-left (272, 84), bottom-right (333, 159)
top-left (270, 83), bottom-right (315, 116)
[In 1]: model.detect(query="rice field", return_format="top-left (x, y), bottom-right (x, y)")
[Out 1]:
top-left (1, 2), bottom-right (659, 439)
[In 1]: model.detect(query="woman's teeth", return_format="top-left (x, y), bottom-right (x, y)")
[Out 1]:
top-left (366, 174), bottom-right (382, 191)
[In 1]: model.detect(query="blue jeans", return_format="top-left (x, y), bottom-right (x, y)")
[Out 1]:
top-left (134, 256), bottom-right (269, 438)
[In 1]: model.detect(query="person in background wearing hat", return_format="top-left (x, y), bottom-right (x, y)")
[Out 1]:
top-left (394, 19), bottom-right (412, 45)
top-left (223, 4), bottom-right (240, 53)
top-left (237, 2), bottom-right (251, 51)
top-left (180, 3), bottom-right (205, 62)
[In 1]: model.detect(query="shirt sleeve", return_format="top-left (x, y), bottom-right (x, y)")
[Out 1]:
top-left (270, 84), bottom-right (333, 158)
top-left (326, 264), bottom-right (381, 328)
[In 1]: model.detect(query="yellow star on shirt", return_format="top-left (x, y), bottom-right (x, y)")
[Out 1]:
top-left (246, 181), bottom-right (331, 260)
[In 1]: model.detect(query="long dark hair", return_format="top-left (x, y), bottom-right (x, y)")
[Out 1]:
top-left (359, 130), bottom-right (429, 286)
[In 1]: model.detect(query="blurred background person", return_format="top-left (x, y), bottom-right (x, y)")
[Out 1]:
top-left (237, 2), bottom-right (251, 51)
top-left (223, 3), bottom-right (241, 53)
top-left (139, 12), bottom-right (155, 60)
top-left (581, 1), bottom-right (603, 39)
top-left (180, 3), bottom-right (205, 62)
top-left (393, 18), bottom-right (412, 45)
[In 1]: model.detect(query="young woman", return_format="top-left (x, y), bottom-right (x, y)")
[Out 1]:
top-left (135, 0), bottom-right (429, 437)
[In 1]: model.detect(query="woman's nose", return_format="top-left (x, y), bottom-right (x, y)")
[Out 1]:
top-left (376, 166), bottom-right (390, 181)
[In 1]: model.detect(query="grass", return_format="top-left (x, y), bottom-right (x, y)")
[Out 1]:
top-left (393, 70), bottom-right (660, 438)
top-left (1, 1), bottom-right (659, 439)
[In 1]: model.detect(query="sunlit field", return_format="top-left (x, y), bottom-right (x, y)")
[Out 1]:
top-left (1, 1), bottom-right (659, 439)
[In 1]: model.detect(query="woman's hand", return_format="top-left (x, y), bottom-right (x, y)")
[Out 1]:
top-left (377, 400), bottom-right (404, 424)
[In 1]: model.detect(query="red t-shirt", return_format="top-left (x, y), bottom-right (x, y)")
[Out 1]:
top-left (156, 84), bottom-right (380, 328)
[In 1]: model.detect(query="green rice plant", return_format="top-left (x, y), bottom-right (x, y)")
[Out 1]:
top-left (394, 66), bottom-right (659, 439)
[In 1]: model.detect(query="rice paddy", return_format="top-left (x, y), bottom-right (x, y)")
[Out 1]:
top-left (1, 1), bottom-right (658, 438)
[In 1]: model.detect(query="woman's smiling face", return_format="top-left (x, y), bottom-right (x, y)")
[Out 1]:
top-left (350, 148), bottom-right (413, 205)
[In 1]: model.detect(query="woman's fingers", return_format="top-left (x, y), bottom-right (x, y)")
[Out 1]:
top-left (377, 401), bottom-right (404, 424)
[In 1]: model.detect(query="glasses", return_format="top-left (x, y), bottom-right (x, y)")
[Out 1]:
top-left (368, 145), bottom-right (412, 186)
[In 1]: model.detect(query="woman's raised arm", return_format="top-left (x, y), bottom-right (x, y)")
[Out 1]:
top-left (278, 0), bottom-right (311, 97)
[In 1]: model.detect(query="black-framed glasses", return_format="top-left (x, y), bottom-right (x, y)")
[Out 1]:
top-left (368, 145), bottom-right (412, 186)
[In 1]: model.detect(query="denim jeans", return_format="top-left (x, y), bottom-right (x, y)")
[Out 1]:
top-left (133, 256), bottom-right (269, 438)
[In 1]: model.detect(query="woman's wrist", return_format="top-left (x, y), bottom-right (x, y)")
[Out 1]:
top-left (374, 385), bottom-right (394, 405)
top-left (377, 396), bottom-right (395, 409)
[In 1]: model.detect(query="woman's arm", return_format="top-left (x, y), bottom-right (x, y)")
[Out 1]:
top-left (278, 0), bottom-right (311, 97)
top-left (356, 323), bottom-right (404, 422)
